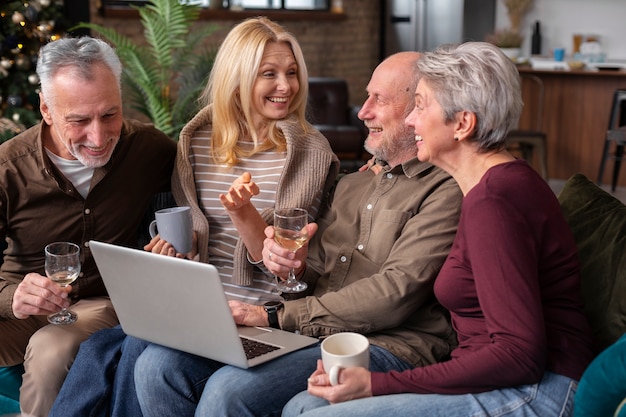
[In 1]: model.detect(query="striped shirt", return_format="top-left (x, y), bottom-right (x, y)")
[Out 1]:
top-left (189, 130), bottom-right (286, 305)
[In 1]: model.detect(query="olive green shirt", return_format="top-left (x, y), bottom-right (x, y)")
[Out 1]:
top-left (281, 158), bottom-right (462, 367)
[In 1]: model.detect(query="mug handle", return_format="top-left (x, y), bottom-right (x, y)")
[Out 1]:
top-left (148, 220), bottom-right (158, 239)
top-left (328, 365), bottom-right (343, 386)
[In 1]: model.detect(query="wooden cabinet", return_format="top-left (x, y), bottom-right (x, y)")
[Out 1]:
top-left (517, 67), bottom-right (626, 186)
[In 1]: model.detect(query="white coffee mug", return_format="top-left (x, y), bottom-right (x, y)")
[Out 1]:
top-left (321, 332), bottom-right (370, 386)
top-left (148, 206), bottom-right (192, 254)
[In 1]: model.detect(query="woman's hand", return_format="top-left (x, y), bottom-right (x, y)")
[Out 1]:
top-left (144, 232), bottom-right (198, 259)
top-left (306, 359), bottom-right (373, 404)
top-left (219, 172), bottom-right (267, 262)
top-left (262, 223), bottom-right (317, 280)
top-left (220, 172), bottom-right (260, 212)
top-left (358, 157), bottom-right (382, 175)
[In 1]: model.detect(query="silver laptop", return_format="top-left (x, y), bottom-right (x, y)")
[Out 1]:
top-left (90, 240), bottom-right (318, 368)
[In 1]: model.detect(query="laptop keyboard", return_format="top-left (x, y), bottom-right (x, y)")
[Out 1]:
top-left (240, 337), bottom-right (280, 360)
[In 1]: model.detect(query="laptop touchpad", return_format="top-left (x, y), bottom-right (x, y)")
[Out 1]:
top-left (238, 326), bottom-right (275, 338)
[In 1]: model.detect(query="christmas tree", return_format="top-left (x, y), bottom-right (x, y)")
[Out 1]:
top-left (0, 0), bottom-right (69, 142)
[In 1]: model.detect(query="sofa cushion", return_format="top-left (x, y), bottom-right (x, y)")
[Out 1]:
top-left (574, 333), bottom-right (626, 417)
top-left (0, 364), bottom-right (23, 400)
top-left (558, 174), bottom-right (626, 353)
top-left (0, 394), bottom-right (20, 415)
top-left (0, 364), bottom-right (22, 415)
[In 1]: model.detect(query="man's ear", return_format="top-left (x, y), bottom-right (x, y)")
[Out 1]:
top-left (39, 92), bottom-right (52, 125)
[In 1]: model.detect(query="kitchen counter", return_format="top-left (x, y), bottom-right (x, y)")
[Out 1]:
top-left (519, 65), bottom-right (626, 77)
top-left (516, 66), bottom-right (626, 186)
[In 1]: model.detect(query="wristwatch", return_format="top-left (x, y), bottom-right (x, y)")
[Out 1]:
top-left (263, 301), bottom-right (283, 329)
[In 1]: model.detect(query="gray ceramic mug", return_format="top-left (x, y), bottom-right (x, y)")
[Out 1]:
top-left (148, 206), bottom-right (192, 254)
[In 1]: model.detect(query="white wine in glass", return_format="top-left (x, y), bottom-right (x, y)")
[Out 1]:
top-left (274, 208), bottom-right (309, 293)
top-left (45, 242), bottom-right (81, 325)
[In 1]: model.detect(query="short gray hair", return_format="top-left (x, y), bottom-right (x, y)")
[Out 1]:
top-left (37, 37), bottom-right (122, 104)
top-left (416, 42), bottom-right (523, 152)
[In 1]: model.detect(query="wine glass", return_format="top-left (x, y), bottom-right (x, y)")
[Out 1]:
top-left (273, 208), bottom-right (309, 293)
top-left (45, 242), bottom-right (81, 325)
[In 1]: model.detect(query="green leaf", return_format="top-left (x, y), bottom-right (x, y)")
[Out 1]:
top-left (71, 0), bottom-right (219, 140)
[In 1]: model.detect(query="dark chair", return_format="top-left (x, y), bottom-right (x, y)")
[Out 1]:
top-left (597, 89), bottom-right (626, 192)
top-left (307, 77), bottom-right (368, 173)
top-left (506, 74), bottom-right (548, 180)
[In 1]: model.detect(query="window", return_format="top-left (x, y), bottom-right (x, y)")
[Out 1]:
top-left (103, 0), bottom-right (330, 10)
top-left (99, 0), bottom-right (344, 20)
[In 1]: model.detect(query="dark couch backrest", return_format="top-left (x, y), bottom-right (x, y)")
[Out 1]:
top-left (307, 77), bottom-right (351, 126)
top-left (558, 174), bottom-right (626, 354)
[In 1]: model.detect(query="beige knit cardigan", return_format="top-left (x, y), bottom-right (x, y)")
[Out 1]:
top-left (171, 105), bottom-right (340, 286)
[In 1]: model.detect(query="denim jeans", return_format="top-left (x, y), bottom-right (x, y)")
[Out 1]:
top-left (134, 342), bottom-right (412, 417)
top-left (283, 371), bottom-right (578, 417)
top-left (49, 325), bottom-right (148, 417)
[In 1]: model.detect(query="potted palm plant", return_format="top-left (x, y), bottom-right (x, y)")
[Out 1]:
top-left (73, 0), bottom-right (219, 139)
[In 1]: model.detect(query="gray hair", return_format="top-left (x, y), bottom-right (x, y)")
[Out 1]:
top-left (37, 37), bottom-right (122, 104)
top-left (416, 42), bottom-right (523, 152)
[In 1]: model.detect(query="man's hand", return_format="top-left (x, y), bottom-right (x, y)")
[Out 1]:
top-left (12, 272), bottom-right (71, 319)
top-left (306, 359), bottom-right (373, 404)
top-left (229, 300), bottom-right (268, 327)
top-left (219, 172), bottom-right (260, 212)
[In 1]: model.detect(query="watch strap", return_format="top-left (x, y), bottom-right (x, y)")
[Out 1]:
top-left (263, 301), bottom-right (283, 329)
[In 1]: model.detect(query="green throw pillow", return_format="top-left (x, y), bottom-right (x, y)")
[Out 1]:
top-left (558, 174), bottom-right (626, 353)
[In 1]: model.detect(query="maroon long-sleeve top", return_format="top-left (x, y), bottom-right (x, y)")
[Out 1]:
top-left (372, 160), bottom-right (595, 395)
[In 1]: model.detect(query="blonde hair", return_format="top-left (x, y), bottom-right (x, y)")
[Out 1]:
top-left (200, 17), bottom-right (310, 165)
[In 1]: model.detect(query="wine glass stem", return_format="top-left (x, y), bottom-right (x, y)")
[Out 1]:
top-left (288, 267), bottom-right (296, 283)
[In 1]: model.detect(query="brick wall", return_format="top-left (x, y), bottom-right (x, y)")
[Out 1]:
top-left (88, 0), bottom-right (382, 108)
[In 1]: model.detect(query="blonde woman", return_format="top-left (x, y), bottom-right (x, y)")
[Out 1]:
top-left (50, 17), bottom-right (339, 417)
top-left (152, 16), bottom-right (339, 300)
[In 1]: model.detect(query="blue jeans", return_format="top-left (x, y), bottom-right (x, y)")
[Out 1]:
top-left (134, 343), bottom-right (412, 417)
top-left (283, 371), bottom-right (578, 417)
top-left (49, 326), bottom-right (148, 417)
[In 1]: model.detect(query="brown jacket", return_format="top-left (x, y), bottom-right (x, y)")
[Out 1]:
top-left (0, 120), bottom-right (176, 318)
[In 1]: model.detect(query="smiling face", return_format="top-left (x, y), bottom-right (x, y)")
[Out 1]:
top-left (250, 41), bottom-right (300, 134)
top-left (357, 54), bottom-right (417, 167)
top-left (40, 63), bottom-right (123, 168)
top-left (405, 79), bottom-right (457, 167)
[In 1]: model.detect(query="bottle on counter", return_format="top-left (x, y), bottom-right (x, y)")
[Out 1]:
top-left (531, 21), bottom-right (542, 56)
